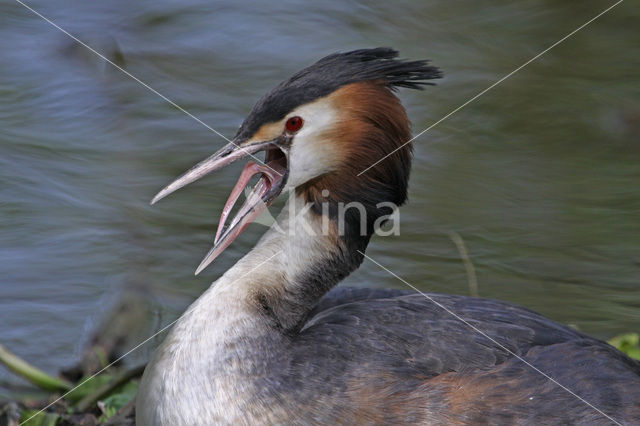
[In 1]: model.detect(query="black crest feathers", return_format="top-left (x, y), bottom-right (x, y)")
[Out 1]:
top-left (286, 47), bottom-right (442, 92)
top-left (235, 48), bottom-right (442, 140)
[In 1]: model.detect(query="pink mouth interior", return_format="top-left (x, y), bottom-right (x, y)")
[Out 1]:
top-left (214, 150), bottom-right (286, 244)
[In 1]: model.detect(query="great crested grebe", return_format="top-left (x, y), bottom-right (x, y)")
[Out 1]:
top-left (137, 48), bottom-right (640, 425)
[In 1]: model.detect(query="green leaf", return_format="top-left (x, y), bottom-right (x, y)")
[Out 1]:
top-left (20, 410), bottom-right (60, 426)
top-left (98, 381), bottom-right (138, 422)
top-left (64, 374), bottom-right (114, 404)
top-left (608, 333), bottom-right (640, 360)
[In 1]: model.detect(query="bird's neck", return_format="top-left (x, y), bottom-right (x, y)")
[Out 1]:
top-left (196, 192), bottom-right (369, 334)
top-left (139, 194), bottom-right (369, 424)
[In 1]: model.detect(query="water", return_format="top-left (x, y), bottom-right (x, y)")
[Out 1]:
top-left (1, 0), bottom-right (638, 391)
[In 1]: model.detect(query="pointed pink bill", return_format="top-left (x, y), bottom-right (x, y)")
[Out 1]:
top-left (197, 160), bottom-right (285, 275)
top-left (214, 161), bottom-right (258, 243)
top-left (150, 138), bottom-right (287, 275)
top-left (150, 140), bottom-right (279, 205)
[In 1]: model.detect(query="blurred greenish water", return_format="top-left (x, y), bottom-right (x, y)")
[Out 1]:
top-left (0, 0), bottom-right (638, 392)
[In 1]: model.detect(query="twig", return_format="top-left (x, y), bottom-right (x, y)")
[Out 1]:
top-left (447, 231), bottom-right (479, 297)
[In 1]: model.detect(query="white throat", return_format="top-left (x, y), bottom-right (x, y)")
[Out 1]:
top-left (137, 194), bottom-right (343, 425)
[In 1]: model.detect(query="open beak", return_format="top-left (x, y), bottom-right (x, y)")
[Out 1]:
top-left (151, 138), bottom-right (288, 274)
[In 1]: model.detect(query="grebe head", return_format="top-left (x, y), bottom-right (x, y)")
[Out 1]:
top-left (151, 48), bottom-right (441, 274)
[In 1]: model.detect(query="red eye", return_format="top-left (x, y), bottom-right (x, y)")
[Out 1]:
top-left (285, 116), bottom-right (304, 133)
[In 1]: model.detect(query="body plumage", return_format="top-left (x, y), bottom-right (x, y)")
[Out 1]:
top-left (138, 49), bottom-right (640, 425)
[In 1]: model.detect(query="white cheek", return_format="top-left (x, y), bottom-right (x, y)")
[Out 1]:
top-left (286, 141), bottom-right (336, 188)
top-left (284, 102), bottom-right (338, 189)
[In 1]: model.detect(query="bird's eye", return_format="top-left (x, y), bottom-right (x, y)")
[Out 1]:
top-left (285, 116), bottom-right (304, 133)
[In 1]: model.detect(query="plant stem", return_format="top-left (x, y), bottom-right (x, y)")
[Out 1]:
top-left (0, 344), bottom-right (72, 392)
